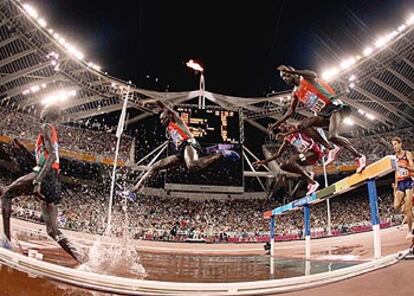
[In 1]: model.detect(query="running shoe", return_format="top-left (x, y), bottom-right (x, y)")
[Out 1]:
top-left (325, 145), bottom-right (340, 166)
top-left (220, 149), bottom-right (240, 161)
top-left (306, 181), bottom-right (320, 195)
top-left (308, 171), bottom-right (315, 181)
top-left (206, 144), bottom-right (233, 153)
top-left (207, 144), bottom-right (240, 161)
top-left (356, 155), bottom-right (367, 173)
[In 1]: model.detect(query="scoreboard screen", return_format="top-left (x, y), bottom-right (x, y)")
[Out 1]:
top-left (165, 106), bottom-right (243, 192)
top-left (174, 107), bottom-right (240, 143)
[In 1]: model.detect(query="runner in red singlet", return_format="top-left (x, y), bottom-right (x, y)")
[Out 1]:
top-left (254, 122), bottom-right (323, 195)
top-left (269, 65), bottom-right (366, 173)
top-left (132, 100), bottom-right (240, 193)
top-left (0, 105), bottom-right (84, 262)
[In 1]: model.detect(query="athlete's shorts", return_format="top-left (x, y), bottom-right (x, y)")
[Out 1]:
top-left (397, 178), bottom-right (414, 192)
top-left (170, 139), bottom-right (202, 160)
top-left (300, 144), bottom-right (324, 165)
top-left (319, 102), bottom-right (351, 118)
top-left (40, 170), bottom-right (61, 204)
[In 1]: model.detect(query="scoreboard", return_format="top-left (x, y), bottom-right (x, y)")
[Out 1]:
top-left (174, 107), bottom-right (240, 144)
top-left (165, 106), bottom-right (243, 193)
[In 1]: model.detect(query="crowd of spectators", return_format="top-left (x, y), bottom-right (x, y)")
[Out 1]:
top-left (0, 171), bottom-right (402, 243)
top-left (0, 107), bottom-right (133, 161)
top-left (0, 110), bottom-right (412, 243)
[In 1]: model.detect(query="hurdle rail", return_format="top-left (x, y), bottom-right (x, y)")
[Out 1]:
top-left (264, 155), bottom-right (397, 266)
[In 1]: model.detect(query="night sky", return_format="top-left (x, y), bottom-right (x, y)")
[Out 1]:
top-left (30, 0), bottom-right (412, 97)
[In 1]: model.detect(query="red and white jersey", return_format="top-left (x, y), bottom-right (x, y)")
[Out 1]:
top-left (293, 77), bottom-right (336, 113)
top-left (167, 121), bottom-right (191, 148)
top-left (35, 123), bottom-right (60, 171)
top-left (285, 132), bottom-right (315, 154)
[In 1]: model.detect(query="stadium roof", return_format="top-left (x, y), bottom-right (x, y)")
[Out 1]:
top-left (0, 0), bottom-right (414, 134)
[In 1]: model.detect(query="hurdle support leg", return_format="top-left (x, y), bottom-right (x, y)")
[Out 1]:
top-left (367, 179), bottom-right (381, 259)
top-left (270, 216), bottom-right (275, 275)
top-left (304, 205), bottom-right (311, 260)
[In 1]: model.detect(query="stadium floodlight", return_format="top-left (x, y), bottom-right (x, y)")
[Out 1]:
top-left (41, 90), bottom-right (76, 105)
top-left (358, 109), bottom-right (365, 115)
top-left (41, 83), bottom-right (47, 88)
top-left (348, 74), bottom-right (356, 81)
top-left (48, 28), bottom-right (54, 34)
top-left (398, 24), bottom-right (407, 32)
top-left (340, 57), bottom-right (356, 70)
top-left (321, 67), bottom-right (339, 80)
top-left (407, 14), bottom-right (414, 26)
top-left (23, 4), bottom-right (38, 19)
top-left (37, 18), bottom-right (47, 28)
top-left (186, 59), bottom-right (204, 72)
top-left (89, 63), bottom-right (101, 71)
top-left (366, 113), bottom-right (376, 120)
top-left (363, 47), bottom-right (373, 56)
top-left (51, 60), bottom-right (57, 66)
top-left (30, 85), bottom-right (40, 93)
top-left (343, 117), bottom-right (354, 126)
top-left (58, 37), bottom-right (66, 46)
top-left (374, 32), bottom-right (396, 48)
top-left (349, 82), bottom-right (355, 88)
top-left (67, 45), bottom-right (84, 60)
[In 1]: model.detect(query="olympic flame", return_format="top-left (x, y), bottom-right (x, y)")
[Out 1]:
top-left (186, 59), bottom-right (204, 72)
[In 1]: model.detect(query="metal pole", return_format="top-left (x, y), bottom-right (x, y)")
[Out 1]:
top-left (270, 216), bottom-right (275, 275)
top-left (316, 127), bottom-right (332, 236)
top-left (243, 151), bottom-right (267, 192)
top-left (107, 87), bottom-right (130, 232)
top-left (322, 156), bottom-right (332, 235)
top-left (134, 141), bottom-right (168, 166)
top-left (304, 205), bottom-right (311, 259)
top-left (367, 179), bottom-right (382, 259)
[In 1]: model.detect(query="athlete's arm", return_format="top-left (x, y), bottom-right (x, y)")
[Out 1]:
top-left (253, 141), bottom-right (287, 167)
top-left (269, 96), bottom-right (298, 131)
top-left (156, 100), bottom-right (182, 122)
top-left (277, 128), bottom-right (299, 138)
top-left (404, 151), bottom-right (414, 173)
top-left (156, 100), bottom-right (193, 137)
top-left (277, 66), bottom-right (317, 81)
top-left (35, 124), bottom-right (56, 183)
top-left (394, 164), bottom-right (398, 193)
top-left (13, 138), bottom-right (35, 163)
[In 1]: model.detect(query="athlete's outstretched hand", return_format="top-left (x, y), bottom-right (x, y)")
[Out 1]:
top-left (139, 99), bottom-right (157, 108)
top-left (276, 65), bottom-right (287, 72)
top-left (253, 160), bottom-right (267, 169)
top-left (275, 132), bottom-right (287, 140)
top-left (32, 180), bottom-right (45, 201)
top-left (12, 138), bottom-right (24, 148)
top-left (267, 122), bottom-right (280, 133)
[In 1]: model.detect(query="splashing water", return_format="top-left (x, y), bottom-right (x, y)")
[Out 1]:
top-left (78, 200), bottom-right (146, 278)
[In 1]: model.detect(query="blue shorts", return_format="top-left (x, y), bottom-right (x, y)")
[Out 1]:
top-left (397, 179), bottom-right (414, 192)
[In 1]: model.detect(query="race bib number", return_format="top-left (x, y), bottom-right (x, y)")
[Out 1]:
top-left (170, 130), bottom-right (183, 148)
top-left (304, 92), bottom-right (326, 113)
top-left (292, 137), bottom-right (309, 153)
top-left (398, 167), bottom-right (409, 177)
